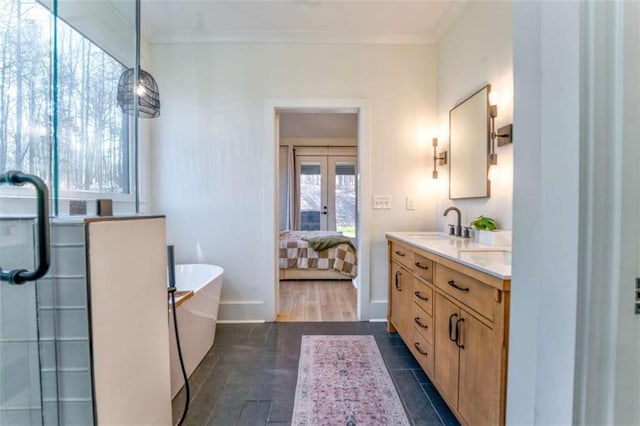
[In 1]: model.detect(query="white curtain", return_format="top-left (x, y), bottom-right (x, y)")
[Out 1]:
top-left (287, 145), bottom-right (296, 230)
top-left (278, 145), bottom-right (296, 231)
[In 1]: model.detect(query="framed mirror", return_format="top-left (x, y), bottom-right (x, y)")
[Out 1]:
top-left (449, 85), bottom-right (490, 199)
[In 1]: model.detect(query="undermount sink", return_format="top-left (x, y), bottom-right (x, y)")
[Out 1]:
top-left (405, 232), bottom-right (452, 240)
top-left (457, 249), bottom-right (512, 265)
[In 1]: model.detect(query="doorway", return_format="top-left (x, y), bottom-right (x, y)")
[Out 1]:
top-left (276, 111), bottom-right (359, 321)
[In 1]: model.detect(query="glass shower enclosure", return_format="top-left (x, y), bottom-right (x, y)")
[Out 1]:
top-left (0, 0), bottom-right (136, 423)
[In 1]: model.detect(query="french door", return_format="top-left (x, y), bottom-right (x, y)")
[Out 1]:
top-left (296, 153), bottom-right (357, 238)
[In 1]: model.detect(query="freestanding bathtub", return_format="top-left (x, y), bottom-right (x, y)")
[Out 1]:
top-left (169, 264), bottom-right (224, 398)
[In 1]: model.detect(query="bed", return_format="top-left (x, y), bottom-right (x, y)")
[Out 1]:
top-left (279, 230), bottom-right (358, 280)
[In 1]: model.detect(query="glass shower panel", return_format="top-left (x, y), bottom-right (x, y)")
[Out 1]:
top-left (1, 0), bottom-right (137, 424)
top-left (0, 216), bottom-right (46, 425)
top-left (0, 0), bottom-right (54, 216)
top-left (0, 0), bottom-right (55, 423)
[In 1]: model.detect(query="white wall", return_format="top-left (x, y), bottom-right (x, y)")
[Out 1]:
top-left (508, 1), bottom-right (581, 424)
top-left (150, 43), bottom-right (438, 321)
top-left (573, 1), bottom-right (640, 424)
top-left (435, 1), bottom-right (513, 231)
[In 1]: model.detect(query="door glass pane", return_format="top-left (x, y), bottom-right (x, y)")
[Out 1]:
top-left (299, 163), bottom-right (321, 231)
top-left (0, 214), bottom-right (47, 425)
top-left (335, 162), bottom-right (356, 237)
top-left (0, 0), bottom-right (54, 422)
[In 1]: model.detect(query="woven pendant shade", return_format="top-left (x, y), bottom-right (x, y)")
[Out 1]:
top-left (117, 68), bottom-right (161, 119)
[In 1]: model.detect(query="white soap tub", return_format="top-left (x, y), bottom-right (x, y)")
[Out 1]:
top-left (169, 264), bottom-right (223, 398)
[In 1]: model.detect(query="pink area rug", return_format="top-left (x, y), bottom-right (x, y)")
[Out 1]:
top-left (292, 335), bottom-right (410, 425)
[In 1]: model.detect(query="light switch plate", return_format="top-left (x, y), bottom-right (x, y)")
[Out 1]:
top-left (405, 197), bottom-right (415, 210)
top-left (373, 196), bottom-right (391, 209)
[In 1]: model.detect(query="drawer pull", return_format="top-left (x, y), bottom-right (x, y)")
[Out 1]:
top-left (414, 262), bottom-right (429, 270)
top-left (416, 262), bottom-right (429, 270)
top-left (395, 251), bottom-right (406, 257)
top-left (413, 342), bottom-right (428, 356)
top-left (414, 291), bottom-right (429, 302)
top-left (448, 279), bottom-right (470, 292)
top-left (414, 317), bottom-right (429, 329)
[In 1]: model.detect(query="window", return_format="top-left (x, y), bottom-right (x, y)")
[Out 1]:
top-left (0, 0), bottom-right (131, 195)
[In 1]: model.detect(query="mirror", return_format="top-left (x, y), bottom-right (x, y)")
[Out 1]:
top-left (449, 85), bottom-right (490, 199)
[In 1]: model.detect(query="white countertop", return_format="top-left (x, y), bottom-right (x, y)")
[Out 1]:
top-left (386, 231), bottom-right (512, 280)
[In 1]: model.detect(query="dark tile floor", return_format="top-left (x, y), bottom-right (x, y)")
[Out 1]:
top-left (172, 322), bottom-right (459, 426)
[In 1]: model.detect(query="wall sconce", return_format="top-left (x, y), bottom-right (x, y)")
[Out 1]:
top-left (488, 105), bottom-right (513, 181)
top-left (432, 137), bottom-right (448, 179)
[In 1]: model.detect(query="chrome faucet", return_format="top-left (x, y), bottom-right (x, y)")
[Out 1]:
top-left (443, 207), bottom-right (462, 237)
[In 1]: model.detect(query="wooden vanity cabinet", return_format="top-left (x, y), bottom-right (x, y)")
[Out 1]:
top-left (411, 276), bottom-right (435, 377)
top-left (389, 261), bottom-right (413, 338)
top-left (387, 237), bottom-right (511, 426)
top-left (434, 292), bottom-right (500, 425)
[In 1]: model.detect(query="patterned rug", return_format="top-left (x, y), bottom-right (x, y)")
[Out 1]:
top-left (292, 335), bottom-right (410, 425)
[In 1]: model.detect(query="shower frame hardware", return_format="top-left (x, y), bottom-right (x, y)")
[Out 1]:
top-left (0, 171), bottom-right (51, 284)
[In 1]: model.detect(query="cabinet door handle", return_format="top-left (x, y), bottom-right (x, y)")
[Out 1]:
top-left (395, 271), bottom-right (402, 291)
top-left (448, 313), bottom-right (458, 342)
top-left (414, 262), bottom-right (429, 270)
top-left (413, 342), bottom-right (428, 356)
top-left (414, 317), bottom-right (429, 329)
top-left (414, 291), bottom-right (429, 302)
top-left (455, 318), bottom-right (465, 349)
top-left (448, 279), bottom-right (470, 292)
top-left (395, 251), bottom-right (406, 257)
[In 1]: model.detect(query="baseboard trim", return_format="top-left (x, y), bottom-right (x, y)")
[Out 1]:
top-left (369, 299), bottom-right (388, 320)
top-left (218, 301), bottom-right (265, 322)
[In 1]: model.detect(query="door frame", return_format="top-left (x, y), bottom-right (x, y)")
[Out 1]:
top-left (264, 98), bottom-right (371, 321)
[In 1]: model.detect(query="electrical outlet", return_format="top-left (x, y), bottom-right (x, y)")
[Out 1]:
top-left (373, 196), bottom-right (391, 209)
top-left (405, 197), bottom-right (415, 210)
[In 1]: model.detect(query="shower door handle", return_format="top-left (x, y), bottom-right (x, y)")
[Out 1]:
top-left (0, 171), bottom-right (50, 285)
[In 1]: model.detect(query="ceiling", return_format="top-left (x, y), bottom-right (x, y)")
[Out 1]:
top-left (141, 0), bottom-right (468, 45)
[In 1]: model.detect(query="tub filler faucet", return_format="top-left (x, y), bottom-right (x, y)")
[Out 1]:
top-left (443, 207), bottom-right (462, 237)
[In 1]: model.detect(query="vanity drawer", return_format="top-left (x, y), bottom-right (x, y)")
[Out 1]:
top-left (412, 302), bottom-right (433, 344)
top-left (390, 241), bottom-right (414, 270)
top-left (411, 326), bottom-right (433, 377)
top-left (413, 276), bottom-right (433, 316)
top-left (435, 264), bottom-right (495, 321)
top-left (413, 253), bottom-right (433, 282)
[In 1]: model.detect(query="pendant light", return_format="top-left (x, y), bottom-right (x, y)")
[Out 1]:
top-left (116, 0), bottom-right (160, 118)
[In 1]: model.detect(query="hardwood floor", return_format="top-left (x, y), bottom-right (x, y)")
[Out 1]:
top-left (277, 280), bottom-right (358, 322)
